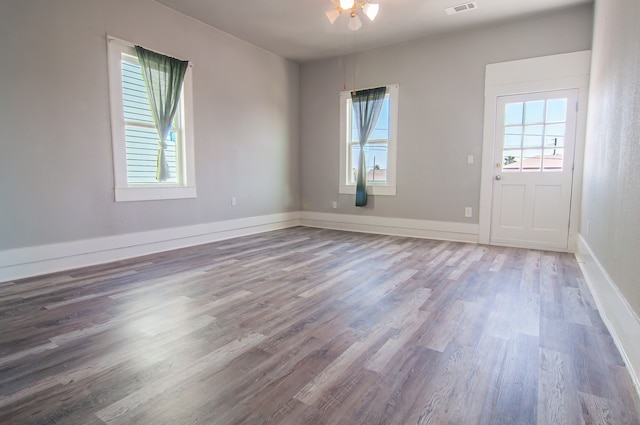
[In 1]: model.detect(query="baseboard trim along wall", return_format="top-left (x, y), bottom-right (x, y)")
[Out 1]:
top-left (0, 212), bottom-right (301, 283)
top-left (0, 211), bottom-right (481, 283)
top-left (299, 211), bottom-right (479, 243)
top-left (575, 234), bottom-right (640, 397)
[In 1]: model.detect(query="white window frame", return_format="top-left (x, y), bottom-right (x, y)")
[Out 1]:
top-left (107, 36), bottom-right (196, 202)
top-left (339, 84), bottom-right (398, 196)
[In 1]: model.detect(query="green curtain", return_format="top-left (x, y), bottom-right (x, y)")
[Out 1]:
top-left (135, 46), bottom-right (189, 182)
top-left (352, 86), bottom-right (387, 207)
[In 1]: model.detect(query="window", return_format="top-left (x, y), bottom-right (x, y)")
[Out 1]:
top-left (107, 37), bottom-right (196, 202)
top-left (502, 97), bottom-right (568, 172)
top-left (339, 84), bottom-right (398, 196)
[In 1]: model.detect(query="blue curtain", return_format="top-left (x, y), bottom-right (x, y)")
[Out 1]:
top-left (352, 87), bottom-right (387, 206)
top-left (135, 46), bottom-right (189, 182)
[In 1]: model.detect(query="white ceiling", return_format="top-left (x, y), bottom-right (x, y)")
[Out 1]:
top-left (155, 0), bottom-right (592, 63)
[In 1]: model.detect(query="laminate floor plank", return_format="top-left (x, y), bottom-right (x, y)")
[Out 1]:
top-left (1, 227), bottom-right (639, 424)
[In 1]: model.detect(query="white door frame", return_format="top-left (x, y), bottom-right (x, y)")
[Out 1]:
top-left (478, 51), bottom-right (591, 252)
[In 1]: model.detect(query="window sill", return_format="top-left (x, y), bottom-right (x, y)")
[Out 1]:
top-left (339, 185), bottom-right (396, 196)
top-left (115, 186), bottom-right (197, 202)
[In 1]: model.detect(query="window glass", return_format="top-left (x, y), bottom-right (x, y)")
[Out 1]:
top-left (502, 97), bottom-right (568, 173)
top-left (108, 37), bottom-right (196, 202)
top-left (121, 61), bottom-right (155, 124)
top-left (350, 144), bottom-right (389, 183)
top-left (524, 100), bottom-right (544, 124)
top-left (350, 97), bottom-right (390, 183)
top-left (546, 98), bottom-right (567, 122)
top-left (351, 99), bottom-right (390, 142)
top-left (522, 149), bottom-right (543, 171)
top-left (121, 57), bottom-right (179, 184)
top-left (505, 102), bottom-right (523, 125)
top-left (339, 84), bottom-right (398, 196)
top-left (523, 125), bottom-right (543, 148)
top-left (503, 150), bottom-right (522, 171)
top-left (504, 126), bottom-right (523, 149)
top-left (543, 148), bottom-right (564, 171)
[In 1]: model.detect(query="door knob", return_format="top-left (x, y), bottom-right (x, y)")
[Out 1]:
top-left (495, 175), bottom-right (502, 181)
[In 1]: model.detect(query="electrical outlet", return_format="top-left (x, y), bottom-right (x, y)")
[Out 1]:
top-left (465, 207), bottom-right (472, 218)
top-left (467, 155), bottom-right (474, 164)
top-left (332, 201), bottom-right (337, 209)
top-left (231, 197), bottom-right (237, 206)
top-left (586, 220), bottom-right (590, 235)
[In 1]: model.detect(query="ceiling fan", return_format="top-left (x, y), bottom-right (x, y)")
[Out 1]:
top-left (326, 0), bottom-right (380, 31)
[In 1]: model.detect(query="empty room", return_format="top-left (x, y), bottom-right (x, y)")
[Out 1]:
top-left (1, 0), bottom-right (639, 424)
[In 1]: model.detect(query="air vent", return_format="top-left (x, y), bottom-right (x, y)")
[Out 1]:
top-left (445, 2), bottom-right (478, 15)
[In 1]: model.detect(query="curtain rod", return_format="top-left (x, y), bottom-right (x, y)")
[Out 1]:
top-left (106, 35), bottom-right (193, 67)
top-left (340, 83), bottom-right (399, 95)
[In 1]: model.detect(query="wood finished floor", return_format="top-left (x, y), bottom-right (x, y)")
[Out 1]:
top-left (1, 227), bottom-right (639, 425)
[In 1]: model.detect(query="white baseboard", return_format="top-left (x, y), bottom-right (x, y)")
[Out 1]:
top-left (575, 234), bottom-right (640, 397)
top-left (0, 211), bottom-right (479, 283)
top-left (299, 211), bottom-right (479, 243)
top-left (0, 212), bottom-right (301, 283)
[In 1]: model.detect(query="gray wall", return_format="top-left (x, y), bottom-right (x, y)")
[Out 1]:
top-left (0, 0), bottom-right (300, 251)
top-left (581, 0), bottom-right (640, 315)
top-left (299, 5), bottom-right (593, 222)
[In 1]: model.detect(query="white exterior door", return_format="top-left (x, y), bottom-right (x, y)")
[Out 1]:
top-left (490, 89), bottom-right (578, 250)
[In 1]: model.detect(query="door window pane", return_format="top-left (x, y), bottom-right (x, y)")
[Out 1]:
top-left (546, 98), bottom-right (567, 122)
top-left (543, 148), bottom-right (563, 171)
top-left (504, 126), bottom-right (523, 149)
top-left (523, 125), bottom-right (543, 148)
top-left (505, 102), bottom-right (524, 125)
top-left (503, 150), bottom-right (522, 172)
top-left (544, 135), bottom-right (564, 148)
top-left (522, 149), bottom-right (543, 171)
top-left (545, 123), bottom-right (565, 141)
top-left (524, 101), bottom-right (544, 124)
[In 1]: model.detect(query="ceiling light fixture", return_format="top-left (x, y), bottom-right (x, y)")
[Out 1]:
top-left (326, 0), bottom-right (379, 30)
